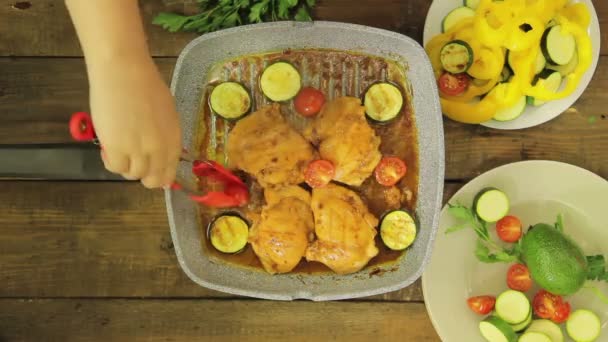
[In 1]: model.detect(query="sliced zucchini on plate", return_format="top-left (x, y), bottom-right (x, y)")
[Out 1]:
top-left (507, 50), bottom-right (545, 75)
top-left (442, 7), bottom-right (476, 32)
top-left (473, 188), bottom-right (509, 223)
top-left (526, 319), bottom-right (564, 342)
top-left (493, 95), bottom-right (527, 122)
top-left (547, 49), bottom-right (579, 77)
top-left (510, 310), bottom-right (532, 332)
top-left (479, 316), bottom-right (518, 342)
top-left (440, 40), bottom-right (474, 73)
top-left (527, 70), bottom-right (563, 106)
top-left (260, 61), bottom-right (302, 102)
top-left (380, 209), bottom-right (417, 251)
top-left (567, 309), bottom-right (601, 342)
top-left (495, 290), bottom-right (531, 325)
top-left (208, 213), bottom-right (249, 254)
top-left (363, 82), bottom-right (404, 123)
top-left (209, 82), bottom-right (252, 120)
top-left (519, 332), bottom-right (552, 342)
top-left (541, 25), bottom-right (576, 66)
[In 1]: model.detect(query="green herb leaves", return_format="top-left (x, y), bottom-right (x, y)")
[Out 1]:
top-left (587, 255), bottom-right (608, 281)
top-left (446, 203), bottom-right (520, 263)
top-left (153, 0), bottom-right (316, 34)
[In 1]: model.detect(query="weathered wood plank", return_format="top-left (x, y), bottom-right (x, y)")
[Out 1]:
top-left (0, 180), bottom-right (462, 299)
top-left (0, 0), bottom-right (605, 56)
top-left (0, 299), bottom-right (440, 341)
top-left (2, 57), bottom-right (607, 179)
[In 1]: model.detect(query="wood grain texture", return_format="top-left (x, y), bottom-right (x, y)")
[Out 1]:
top-left (2, 57), bottom-right (607, 179)
top-left (0, 299), bottom-right (440, 341)
top-left (0, 180), bottom-right (462, 299)
top-left (0, 0), bottom-right (605, 57)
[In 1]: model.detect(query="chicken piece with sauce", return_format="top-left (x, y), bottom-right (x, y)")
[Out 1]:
top-left (304, 97), bottom-right (382, 187)
top-left (227, 104), bottom-right (315, 187)
top-left (305, 183), bottom-right (379, 274)
top-left (248, 185), bottom-right (314, 274)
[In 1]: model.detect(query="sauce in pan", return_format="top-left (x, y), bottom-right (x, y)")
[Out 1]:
top-left (195, 49), bottom-right (419, 275)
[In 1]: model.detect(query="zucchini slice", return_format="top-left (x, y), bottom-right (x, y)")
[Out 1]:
top-left (493, 95), bottom-right (527, 122)
top-left (442, 7), bottom-right (476, 32)
top-left (473, 188), bottom-right (510, 223)
top-left (380, 210), bottom-right (417, 251)
top-left (547, 49), bottom-right (579, 77)
top-left (464, 0), bottom-right (480, 9)
top-left (507, 50), bottom-right (545, 75)
top-left (495, 290), bottom-right (531, 325)
top-left (363, 82), bottom-right (404, 123)
top-left (209, 82), bottom-right (252, 120)
top-left (566, 309), bottom-right (601, 342)
top-left (519, 332), bottom-right (552, 342)
top-left (260, 61), bottom-right (302, 102)
top-left (479, 316), bottom-right (518, 342)
top-left (541, 25), bottom-right (576, 66)
top-left (526, 319), bottom-right (564, 342)
top-left (527, 70), bottom-right (563, 106)
top-left (510, 310), bottom-right (532, 332)
top-left (440, 40), bottom-right (474, 73)
top-left (208, 213), bottom-right (249, 254)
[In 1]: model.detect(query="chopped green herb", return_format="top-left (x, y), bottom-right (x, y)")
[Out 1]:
top-left (588, 115), bottom-right (597, 124)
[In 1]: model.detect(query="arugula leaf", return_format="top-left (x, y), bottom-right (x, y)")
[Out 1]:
top-left (587, 255), bottom-right (608, 281)
top-left (445, 223), bottom-right (469, 234)
top-left (447, 204), bottom-right (473, 220)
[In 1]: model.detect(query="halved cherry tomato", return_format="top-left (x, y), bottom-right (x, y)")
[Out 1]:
top-left (294, 87), bottom-right (326, 117)
top-left (533, 290), bottom-right (571, 323)
top-left (506, 263), bottom-right (533, 292)
top-left (438, 72), bottom-right (470, 96)
top-left (467, 296), bottom-right (496, 315)
top-left (375, 156), bottom-right (407, 186)
top-left (305, 160), bottom-right (335, 188)
top-left (496, 215), bottom-right (523, 243)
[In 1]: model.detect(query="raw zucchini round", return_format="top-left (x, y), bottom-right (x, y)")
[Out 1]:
top-left (208, 213), bottom-right (249, 254)
top-left (495, 290), bottom-right (531, 325)
top-left (528, 70), bottom-right (563, 106)
top-left (442, 7), bottom-right (476, 32)
top-left (541, 25), bottom-right (576, 66)
top-left (493, 95), bottom-right (527, 122)
top-left (479, 316), bottom-right (518, 342)
top-left (380, 209), bottom-right (417, 251)
top-left (519, 332), bottom-right (552, 342)
top-left (510, 310), bottom-right (532, 332)
top-left (363, 82), bottom-right (404, 123)
top-left (440, 40), bottom-right (474, 74)
top-left (526, 319), bottom-right (564, 342)
top-left (566, 309), bottom-right (601, 342)
top-left (209, 82), bottom-right (252, 120)
top-left (260, 61), bottom-right (302, 102)
top-left (473, 188), bottom-right (510, 223)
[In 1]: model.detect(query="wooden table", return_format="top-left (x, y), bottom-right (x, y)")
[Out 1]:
top-left (0, 0), bottom-right (606, 340)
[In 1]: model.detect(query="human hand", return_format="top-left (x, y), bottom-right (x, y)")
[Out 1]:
top-left (88, 56), bottom-right (181, 188)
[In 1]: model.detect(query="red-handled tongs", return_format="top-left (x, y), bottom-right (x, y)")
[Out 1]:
top-left (69, 112), bottom-right (249, 208)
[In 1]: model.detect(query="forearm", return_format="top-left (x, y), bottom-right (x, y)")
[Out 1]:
top-left (65, 0), bottom-right (152, 75)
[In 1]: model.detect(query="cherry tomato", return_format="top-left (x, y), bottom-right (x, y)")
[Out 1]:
top-left (533, 290), bottom-right (571, 323)
top-left (506, 263), bottom-right (533, 292)
top-left (496, 215), bottom-right (523, 243)
top-left (305, 160), bottom-right (335, 188)
top-left (294, 87), bottom-right (326, 117)
top-left (375, 157), bottom-right (407, 186)
top-left (467, 296), bottom-right (496, 315)
top-left (438, 72), bottom-right (470, 96)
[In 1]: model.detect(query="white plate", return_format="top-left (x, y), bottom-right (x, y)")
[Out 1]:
top-left (422, 0), bottom-right (601, 130)
top-left (422, 160), bottom-right (608, 341)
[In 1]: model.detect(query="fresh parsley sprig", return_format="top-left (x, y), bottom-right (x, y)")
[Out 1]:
top-left (587, 255), bottom-right (608, 281)
top-left (446, 203), bottom-right (521, 263)
top-left (153, 0), bottom-right (316, 34)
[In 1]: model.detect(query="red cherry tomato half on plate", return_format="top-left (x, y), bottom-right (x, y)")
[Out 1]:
top-left (294, 87), bottom-right (326, 117)
top-left (506, 263), bottom-right (533, 292)
top-left (305, 160), bottom-right (335, 188)
top-left (467, 296), bottom-right (496, 315)
top-left (438, 72), bottom-right (470, 96)
top-left (375, 157), bottom-right (407, 186)
top-left (533, 289), bottom-right (571, 323)
top-left (496, 215), bottom-right (523, 243)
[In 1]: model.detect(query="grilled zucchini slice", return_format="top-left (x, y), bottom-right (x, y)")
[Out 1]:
top-left (208, 213), bottom-right (249, 254)
top-left (260, 61), bottom-right (302, 102)
top-left (380, 210), bottom-right (417, 251)
top-left (363, 82), bottom-right (404, 124)
top-left (209, 82), bottom-right (251, 120)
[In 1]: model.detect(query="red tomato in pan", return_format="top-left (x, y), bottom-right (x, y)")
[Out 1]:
top-left (295, 87), bottom-right (326, 117)
top-left (305, 160), bottom-right (335, 188)
top-left (375, 157), bottom-right (407, 186)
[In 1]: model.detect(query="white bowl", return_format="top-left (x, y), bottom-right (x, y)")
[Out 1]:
top-left (422, 160), bottom-right (608, 341)
top-left (423, 0), bottom-right (601, 130)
